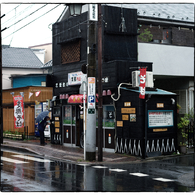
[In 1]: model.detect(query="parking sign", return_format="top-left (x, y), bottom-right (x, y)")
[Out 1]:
top-left (88, 77), bottom-right (96, 108)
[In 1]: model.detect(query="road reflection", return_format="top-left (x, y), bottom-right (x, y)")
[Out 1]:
top-left (1, 150), bottom-right (195, 192)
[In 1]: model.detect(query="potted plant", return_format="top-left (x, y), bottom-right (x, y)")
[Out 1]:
top-left (177, 115), bottom-right (189, 154)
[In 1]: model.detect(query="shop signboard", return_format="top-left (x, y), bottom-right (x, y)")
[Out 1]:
top-left (89, 4), bottom-right (98, 21)
top-left (13, 96), bottom-right (24, 129)
top-left (68, 71), bottom-right (83, 86)
top-left (148, 110), bottom-right (174, 128)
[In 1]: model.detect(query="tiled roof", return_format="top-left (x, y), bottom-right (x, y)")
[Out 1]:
top-left (41, 60), bottom-right (52, 68)
top-left (107, 4), bottom-right (194, 22)
top-left (2, 47), bottom-right (43, 68)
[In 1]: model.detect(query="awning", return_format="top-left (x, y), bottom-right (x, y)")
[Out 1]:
top-left (68, 94), bottom-right (98, 104)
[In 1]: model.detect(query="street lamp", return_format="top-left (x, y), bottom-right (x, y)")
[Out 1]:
top-left (66, 4), bottom-right (83, 16)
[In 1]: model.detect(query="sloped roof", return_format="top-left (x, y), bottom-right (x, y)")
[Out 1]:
top-left (58, 4), bottom-right (194, 23)
top-left (107, 4), bottom-right (194, 22)
top-left (2, 47), bottom-right (43, 68)
top-left (41, 60), bottom-right (52, 68)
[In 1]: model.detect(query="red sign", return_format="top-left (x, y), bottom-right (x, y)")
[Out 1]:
top-left (13, 96), bottom-right (24, 129)
top-left (139, 67), bottom-right (147, 99)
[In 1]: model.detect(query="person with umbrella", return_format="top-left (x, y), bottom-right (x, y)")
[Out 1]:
top-left (36, 111), bottom-right (50, 145)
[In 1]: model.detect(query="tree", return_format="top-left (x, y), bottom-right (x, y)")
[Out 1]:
top-left (138, 28), bottom-right (153, 42)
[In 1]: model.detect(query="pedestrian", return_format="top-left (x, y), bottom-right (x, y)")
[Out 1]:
top-left (38, 116), bottom-right (50, 145)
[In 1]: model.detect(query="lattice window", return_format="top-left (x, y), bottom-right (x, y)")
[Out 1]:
top-left (61, 40), bottom-right (80, 64)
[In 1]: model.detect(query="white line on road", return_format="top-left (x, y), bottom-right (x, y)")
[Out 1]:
top-left (109, 168), bottom-right (127, 172)
top-left (153, 178), bottom-right (174, 182)
top-left (2, 157), bottom-right (29, 164)
top-left (12, 155), bottom-right (53, 163)
top-left (92, 166), bottom-right (108, 169)
top-left (130, 173), bottom-right (149, 177)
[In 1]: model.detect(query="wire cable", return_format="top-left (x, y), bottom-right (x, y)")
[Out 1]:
top-left (3, 4), bottom-right (61, 40)
top-left (2, 4), bottom-right (35, 27)
top-left (2, 4), bottom-right (21, 16)
top-left (6, 4), bottom-right (48, 29)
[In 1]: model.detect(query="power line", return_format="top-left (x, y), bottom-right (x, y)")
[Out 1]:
top-left (3, 4), bottom-right (21, 16)
top-left (3, 4), bottom-right (61, 40)
top-left (2, 4), bottom-right (35, 26)
top-left (7, 4), bottom-right (48, 29)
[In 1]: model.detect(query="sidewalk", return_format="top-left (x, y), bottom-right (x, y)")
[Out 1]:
top-left (1, 138), bottom-right (194, 164)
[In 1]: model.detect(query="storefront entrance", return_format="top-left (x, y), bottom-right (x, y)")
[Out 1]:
top-left (63, 105), bottom-right (82, 147)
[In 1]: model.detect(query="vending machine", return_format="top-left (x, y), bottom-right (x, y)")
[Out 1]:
top-left (35, 102), bottom-right (49, 137)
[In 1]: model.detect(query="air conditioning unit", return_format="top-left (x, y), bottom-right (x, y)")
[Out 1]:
top-left (132, 71), bottom-right (154, 88)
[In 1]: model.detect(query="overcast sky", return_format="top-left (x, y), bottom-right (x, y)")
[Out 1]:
top-left (1, 3), bottom-right (65, 48)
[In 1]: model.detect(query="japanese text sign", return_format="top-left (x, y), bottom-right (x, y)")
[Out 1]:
top-left (68, 71), bottom-right (83, 86)
top-left (13, 96), bottom-right (24, 129)
top-left (89, 4), bottom-right (98, 21)
top-left (88, 77), bottom-right (96, 109)
top-left (139, 67), bottom-right (147, 99)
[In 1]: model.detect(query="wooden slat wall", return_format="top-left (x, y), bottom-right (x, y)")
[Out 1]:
top-left (3, 86), bottom-right (53, 104)
top-left (3, 86), bottom-right (53, 136)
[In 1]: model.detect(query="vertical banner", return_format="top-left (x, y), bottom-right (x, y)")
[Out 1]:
top-left (88, 4), bottom-right (98, 21)
top-left (139, 67), bottom-right (147, 99)
top-left (88, 77), bottom-right (96, 109)
top-left (13, 96), bottom-right (24, 129)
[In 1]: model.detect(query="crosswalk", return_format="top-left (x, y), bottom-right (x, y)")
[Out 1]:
top-left (2, 154), bottom-right (53, 164)
top-left (1, 157), bottom-right (29, 164)
top-left (2, 154), bottom-right (174, 184)
top-left (79, 164), bottom-right (175, 183)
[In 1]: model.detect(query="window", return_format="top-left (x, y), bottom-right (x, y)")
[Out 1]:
top-left (41, 81), bottom-right (46, 86)
top-left (162, 29), bottom-right (172, 44)
top-left (61, 40), bottom-right (81, 64)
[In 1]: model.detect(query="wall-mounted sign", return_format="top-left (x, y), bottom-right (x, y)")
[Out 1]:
top-left (153, 128), bottom-right (168, 132)
top-left (89, 4), bottom-right (98, 21)
top-left (130, 114), bottom-right (136, 122)
top-left (148, 110), bottom-right (173, 128)
top-left (88, 77), bottom-right (96, 109)
top-left (122, 115), bottom-right (129, 120)
top-left (55, 121), bottom-right (60, 128)
top-left (124, 102), bottom-right (131, 107)
top-left (68, 71), bottom-right (83, 86)
top-left (121, 108), bottom-right (136, 114)
top-left (157, 103), bottom-right (164, 108)
top-left (117, 121), bottom-right (123, 127)
top-left (55, 128), bottom-right (60, 133)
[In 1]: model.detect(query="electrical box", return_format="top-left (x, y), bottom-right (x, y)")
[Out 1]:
top-left (132, 71), bottom-right (154, 88)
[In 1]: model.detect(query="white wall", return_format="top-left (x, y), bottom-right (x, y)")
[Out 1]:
top-left (138, 43), bottom-right (194, 77)
top-left (3, 68), bottom-right (43, 89)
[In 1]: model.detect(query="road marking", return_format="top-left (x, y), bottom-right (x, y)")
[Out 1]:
top-left (130, 173), bottom-right (149, 177)
top-left (109, 168), bottom-right (127, 172)
top-left (2, 157), bottom-right (29, 164)
top-left (153, 178), bottom-right (174, 182)
top-left (92, 166), bottom-right (108, 169)
top-left (12, 155), bottom-right (52, 163)
top-left (78, 164), bottom-right (91, 166)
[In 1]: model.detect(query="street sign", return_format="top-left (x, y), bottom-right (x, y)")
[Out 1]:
top-left (88, 108), bottom-right (95, 114)
top-left (88, 77), bottom-right (96, 109)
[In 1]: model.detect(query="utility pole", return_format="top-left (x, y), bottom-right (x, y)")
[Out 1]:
top-left (85, 4), bottom-right (97, 161)
top-left (0, 5), bottom-right (3, 144)
top-left (97, 3), bottom-right (103, 162)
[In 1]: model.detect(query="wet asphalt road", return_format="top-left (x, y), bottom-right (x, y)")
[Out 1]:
top-left (1, 149), bottom-right (195, 192)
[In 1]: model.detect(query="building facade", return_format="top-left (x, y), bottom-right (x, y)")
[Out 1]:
top-left (51, 5), bottom-right (179, 157)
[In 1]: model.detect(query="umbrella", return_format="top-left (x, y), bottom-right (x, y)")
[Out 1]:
top-left (36, 111), bottom-right (49, 123)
